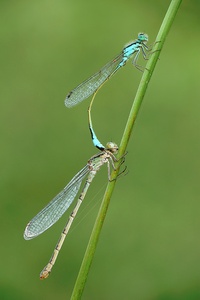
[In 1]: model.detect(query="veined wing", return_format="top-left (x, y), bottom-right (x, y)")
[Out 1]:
top-left (65, 52), bottom-right (124, 108)
top-left (24, 165), bottom-right (89, 240)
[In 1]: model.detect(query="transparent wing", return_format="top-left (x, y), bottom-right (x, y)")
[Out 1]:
top-left (24, 165), bottom-right (89, 240)
top-left (65, 52), bottom-right (124, 108)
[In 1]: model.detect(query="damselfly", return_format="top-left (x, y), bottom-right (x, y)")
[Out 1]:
top-left (65, 33), bottom-right (149, 108)
top-left (24, 142), bottom-right (119, 279)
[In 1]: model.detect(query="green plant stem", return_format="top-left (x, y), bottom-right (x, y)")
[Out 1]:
top-left (70, 1), bottom-right (182, 299)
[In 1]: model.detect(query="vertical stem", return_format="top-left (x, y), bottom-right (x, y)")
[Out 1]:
top-left (70, 1), bottom-right (182, 299)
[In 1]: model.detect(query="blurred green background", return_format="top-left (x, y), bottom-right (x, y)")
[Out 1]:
top-left (1, 0), bottom-right (200, 299)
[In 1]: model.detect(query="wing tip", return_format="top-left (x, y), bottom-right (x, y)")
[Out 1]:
top-left (23, 222), bottom-right (35, 240)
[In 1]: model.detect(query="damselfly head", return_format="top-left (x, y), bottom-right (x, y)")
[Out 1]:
top-left (138, 33), bottom-right (148, 43)
top-left (106, 142), bottom-right (118, 154)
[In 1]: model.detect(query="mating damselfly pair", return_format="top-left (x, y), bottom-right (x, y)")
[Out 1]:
top-left (24, 33), bottom-right (149, 279)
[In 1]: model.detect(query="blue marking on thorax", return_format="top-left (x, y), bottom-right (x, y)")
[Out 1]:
top-left (123, 42), bottom-right (140, 58)
top-left (117, 41), bottom-right (141, 68)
